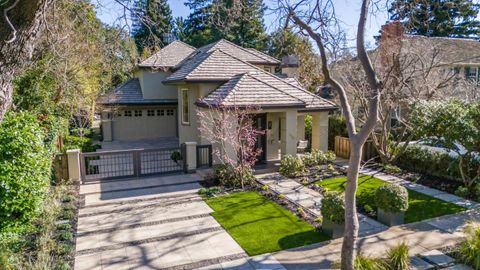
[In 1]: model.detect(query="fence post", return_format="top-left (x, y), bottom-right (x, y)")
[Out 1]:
top-left (184, 142), bottom-right (197, 173)
top-left (133, 150), bottom-right (141, 177)
top-left (66, 149), bottom-right (81, 183)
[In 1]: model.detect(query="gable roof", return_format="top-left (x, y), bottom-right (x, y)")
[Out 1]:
top-left (138, 40), bottom-right (196, 68)
top-left (198, 71), bottom-right (337, 111)
top-left (164, 49), bottom-right (259, 82)
top-left (98, 78), bottom-right (177, 105)
top-left (195, 39), bottom-right (280, 65)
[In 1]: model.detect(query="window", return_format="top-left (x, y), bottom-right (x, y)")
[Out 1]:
top-left (124, 110), bottom-right (132, 117)
top-left (466, 67), bottom-right (479, 83)
top-left (157, 109), bottom-right (164, 116)
top-left (147, 110), bottom-right (154, 116)
top-left (166, 109), bottom-right (174, 116)
top-left (263, 66), bottom-right (271, 73)
top-left (181, 89), bottom-right (189, 124)
top-left (134, 110), bottom-right (142, 117)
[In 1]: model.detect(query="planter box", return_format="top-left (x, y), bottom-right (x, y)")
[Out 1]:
top-left (377, 208), bottom-right (405, 226)
top-left (322, 219), bottom-right (344, 238)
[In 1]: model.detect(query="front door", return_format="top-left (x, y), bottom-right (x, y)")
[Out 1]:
top-left (253, 114), bottom-right (267, 164)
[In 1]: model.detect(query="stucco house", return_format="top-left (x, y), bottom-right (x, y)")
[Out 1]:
top-left (98, 39), bottom-right (337, 163)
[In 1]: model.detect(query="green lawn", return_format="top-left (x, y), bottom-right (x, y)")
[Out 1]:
top-left (316, 175), bottom-right (466, 223)
top-left (205, 191), bottom-right (329, 255)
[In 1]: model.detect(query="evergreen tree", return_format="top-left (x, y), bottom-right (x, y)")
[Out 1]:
top-left (389, 0), bottom-right (480, 38)
top-left (131, 0), bottom-right (174, 52)
top-left (183, 0), bottom-right (268, 49)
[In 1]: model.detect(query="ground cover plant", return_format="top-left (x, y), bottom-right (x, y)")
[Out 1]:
top-left (316, 175), bottom-right (466, 223)
top-left (205, 191), bottom-right (329, 255)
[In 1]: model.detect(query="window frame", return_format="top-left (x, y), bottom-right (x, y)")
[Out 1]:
top-left (181, 88), bottom-right (190, 125)
top-left (134, 110), bottom-right (143, 117)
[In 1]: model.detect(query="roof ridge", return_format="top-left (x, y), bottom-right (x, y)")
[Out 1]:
top-left (245, 72), bottom-right (306, 104)
top-left (173, 40), bottom-right (197, 50)
top-left (403, 34), bottom-right (480, 43)
top-left (213, 39), bottom-right (280, 63)
top-left (259, 71), bottom-right (338, 107)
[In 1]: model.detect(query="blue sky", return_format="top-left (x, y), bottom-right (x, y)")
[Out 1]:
top-left (95, 0), bottom-right (394, 48)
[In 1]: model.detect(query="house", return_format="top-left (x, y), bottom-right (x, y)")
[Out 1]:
top-left (331, 21), bottom-right (480, 127)
top-left (98, 39), bottom-right (337, 163)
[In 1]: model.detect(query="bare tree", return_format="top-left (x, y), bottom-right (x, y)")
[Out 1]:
top-left (281, 1), bottom-right (382, 268)
top-left (0, 0), bottom-right (54, 122)
top-left (334, 28), bottom-right (460, 163)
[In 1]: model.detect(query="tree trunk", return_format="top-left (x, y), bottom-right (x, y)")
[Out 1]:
top-left (0, 0), bottom-right (53, 122)
top-left (341, 142), bottom-right (362, 270)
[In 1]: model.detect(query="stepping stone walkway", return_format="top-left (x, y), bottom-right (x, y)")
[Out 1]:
top-left (409, 249), bottom-right (473, 270)
top-left (255, 172), bottom-right (388, 236)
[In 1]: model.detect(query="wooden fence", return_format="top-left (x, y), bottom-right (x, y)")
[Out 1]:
top-left (334, 136), bottom-right (378, 161)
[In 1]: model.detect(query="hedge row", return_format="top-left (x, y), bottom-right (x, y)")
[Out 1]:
top-left (394, 145), bottom-right (479, 182)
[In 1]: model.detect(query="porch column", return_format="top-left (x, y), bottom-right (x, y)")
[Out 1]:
top-left (311, 112), bottom-right (329, 151)
top-left (285, 110), bottom-right (297, 156)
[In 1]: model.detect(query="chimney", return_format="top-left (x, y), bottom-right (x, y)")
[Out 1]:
top-left (379, 21), bottom-right (404, 72)
top-left (281, 55), bottom-right (300, 78)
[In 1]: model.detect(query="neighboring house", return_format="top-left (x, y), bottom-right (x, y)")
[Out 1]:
top-left (332, 21), bottom-right (480, 128)
top-left (98, 39), bottom-right (337, 163)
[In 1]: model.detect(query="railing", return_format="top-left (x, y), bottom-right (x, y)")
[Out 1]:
top-left (196, 144), bottom-right (213, 168)
top-left (80, 147), bottom-right (184, 182)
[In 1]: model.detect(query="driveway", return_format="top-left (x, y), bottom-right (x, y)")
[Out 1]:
top-left (74, 174), bottom-right (248, 269)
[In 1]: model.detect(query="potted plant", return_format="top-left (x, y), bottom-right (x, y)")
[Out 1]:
top-left (321, 191), bottom-right (345, 238)
top-left (375, 183), bottom-right (409, 226)
top-left (170, 151), bottom-right (183, 165)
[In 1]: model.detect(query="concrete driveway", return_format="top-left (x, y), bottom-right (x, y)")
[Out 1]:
top-left (74, 174), bottom-right (248, 270)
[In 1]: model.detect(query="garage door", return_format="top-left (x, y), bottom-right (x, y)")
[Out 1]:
top-left (112, 108), bottom-right (177, 141)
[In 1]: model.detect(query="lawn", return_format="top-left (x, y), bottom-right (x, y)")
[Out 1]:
top-left (205, 191), bottom-right (330, 255)
top-left (316, 175), bottom-right (466, 223)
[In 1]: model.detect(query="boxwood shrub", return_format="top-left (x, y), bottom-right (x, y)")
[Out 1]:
top-left (0, 112), bottom-right (51, 233)
top-left (302, 150), bottom-right (336, 167)
top-left (279, 155), bottom-right (306, 177)
top-left (375, 184), bottom-right (409, 213)
top-left (213, 164), bottom-right (254, 188)
top-left (321, 191), bottom-right (345, 224)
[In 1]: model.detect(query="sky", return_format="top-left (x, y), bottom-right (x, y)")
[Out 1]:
top-left (95, 0), bottom-right (393, 48)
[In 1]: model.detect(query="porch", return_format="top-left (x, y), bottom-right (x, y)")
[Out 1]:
top-left (261, 109), bottom-right (329, 162)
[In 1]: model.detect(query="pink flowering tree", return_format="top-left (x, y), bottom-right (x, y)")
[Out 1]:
top-left (196, 100), bottom-right (263, 189)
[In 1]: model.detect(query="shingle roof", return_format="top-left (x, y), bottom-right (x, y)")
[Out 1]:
top-left (165, 50), bottom-right (259, 82)
top-left (196, 39), bottom-right (280, 65)
top-left (198, 71), bottom-right (337, 111)
top-left (138, 41), bottom-right (196, 68)
top-left (401, 35), bottom-right (480, 65)
top-left (98, 78), bottom-right (177, 105)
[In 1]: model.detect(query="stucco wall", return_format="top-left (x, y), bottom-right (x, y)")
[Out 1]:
top-left (135, 69), bottom-right (178, 99)
top-left (266, 113), bottom-right (281, 160)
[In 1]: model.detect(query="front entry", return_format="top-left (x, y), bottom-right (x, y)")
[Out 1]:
top-left (253, 114), bottom-right (267, 164)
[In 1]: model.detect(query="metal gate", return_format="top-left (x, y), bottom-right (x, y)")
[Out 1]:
top-left (80, 146), bottom-right (185, 182)
top-left (196, 144), bottom-right (213, 168)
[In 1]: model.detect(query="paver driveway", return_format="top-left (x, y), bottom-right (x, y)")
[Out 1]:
top-left (74, 174), bottom-right (247, 270)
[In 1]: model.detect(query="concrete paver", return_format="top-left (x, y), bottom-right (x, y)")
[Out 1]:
top-left (420, 249), bottom-right (456, 268)
top-left (75, 174), bottom-right (247, 270)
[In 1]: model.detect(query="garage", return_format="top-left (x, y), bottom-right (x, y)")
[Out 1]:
top-left (111, 107), bottom-right (177, 141)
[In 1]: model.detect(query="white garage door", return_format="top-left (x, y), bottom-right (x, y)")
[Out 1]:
top-left (112, 108), bottom-right (177, 141)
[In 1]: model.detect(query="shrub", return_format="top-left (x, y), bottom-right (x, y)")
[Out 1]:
top-left (383, 164), bottom-right (401, 174)
top-left (198, 186), bottom-right (221, 197)
top-left (384, 242), bottom-right (410, 270)
top-left (279, 155), bottom-right (306, 177)
top-left (455, 186), bottom-right (469, 198)
top-left (213, 164), bottom-right (254, 188)
top-left (375, 184), bottom-right (409, 213)
top-left (302, 150), bottom-right (336, 167)
top-left (63, 135), bottom-right (100, 152)
top-left (0, 112), bottom-right (51, 233)
top-left (321, 191), bottom-right (345, 224)
top-left (328, 114), bottom-right (348, 150)
top-left (170, 151), bottom-right (183, 164)
top-left (332, 254), bottom-right (384, 270)
top-left (456, 222), bottom-right (480, 270)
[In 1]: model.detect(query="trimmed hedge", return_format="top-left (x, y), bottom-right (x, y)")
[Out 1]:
top-left (302, 150), bottom-right (336, 167)
top-left (394, 145), bottom-right (479, 182)
top-left (321, 191), bottom-right (345, 224)
top-left (63, 135), bottom-right (100, 152)
top-left (0, 112), bottom-right (51, 233)
top-left (213, 164), bottom-right (254, 188)
top-left (375, 184), bottom-right (409, 213)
